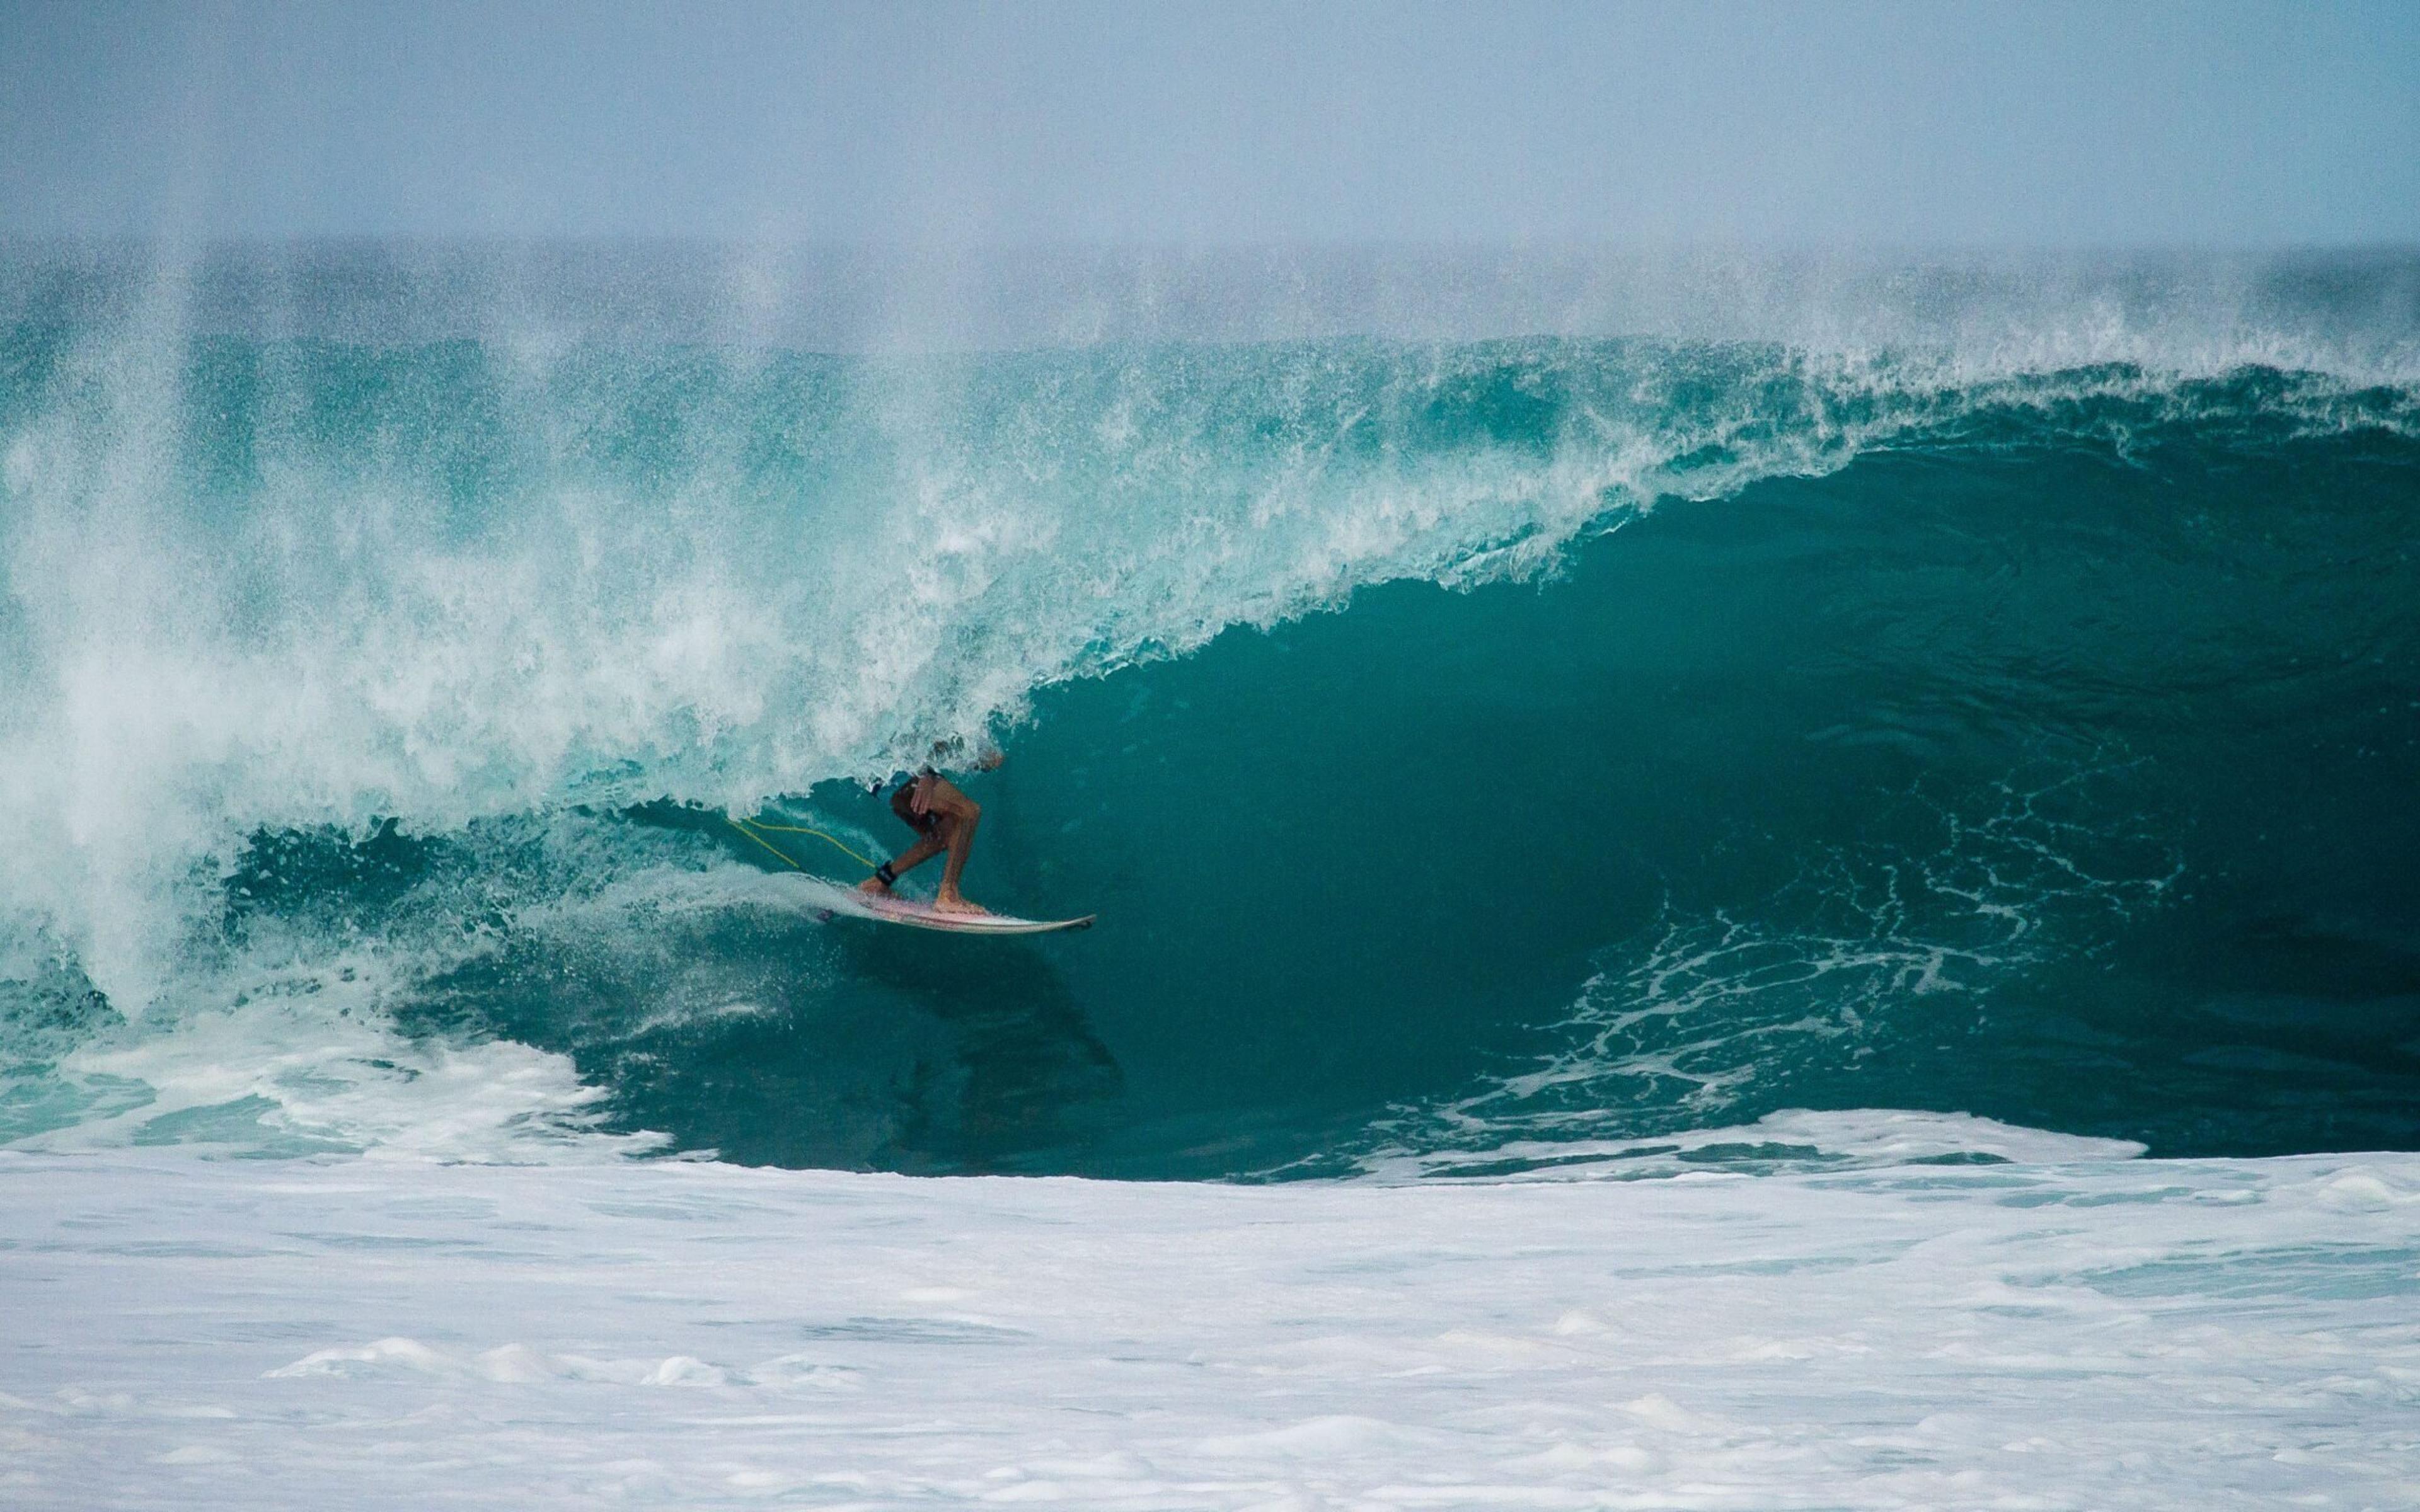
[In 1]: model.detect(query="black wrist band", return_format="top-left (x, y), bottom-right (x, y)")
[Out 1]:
top-left (874, 862), bottom-right (897, 886)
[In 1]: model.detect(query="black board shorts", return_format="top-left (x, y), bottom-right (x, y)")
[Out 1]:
top-left (890, 778), bottom-right (942, 835)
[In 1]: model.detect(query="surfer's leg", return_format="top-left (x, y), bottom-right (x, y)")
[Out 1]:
top-left (859, 786), bottom-right (949, 895)
top-left (858, 830), bottom-right (947, 895)
top-left (915, 780), bottom-right (986, 914)
top-left (933, 803), bottom-right (985, 914)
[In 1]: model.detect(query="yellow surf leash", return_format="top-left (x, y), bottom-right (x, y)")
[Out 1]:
top-left (725, 814), bottom-right (879, 873)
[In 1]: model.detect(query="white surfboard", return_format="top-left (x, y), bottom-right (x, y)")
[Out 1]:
top-left (789, 875), bottom-right (1095, 935)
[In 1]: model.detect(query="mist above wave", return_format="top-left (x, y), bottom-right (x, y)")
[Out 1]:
top-left (9, 242), bottom-right (2420, 375)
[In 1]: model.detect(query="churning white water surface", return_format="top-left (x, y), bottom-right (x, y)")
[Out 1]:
top-left (4, 1131), bottom-right (2416, 1509)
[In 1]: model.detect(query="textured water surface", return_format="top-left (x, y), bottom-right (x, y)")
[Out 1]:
top-left (4, 1145), bottom-right (2417, 1509)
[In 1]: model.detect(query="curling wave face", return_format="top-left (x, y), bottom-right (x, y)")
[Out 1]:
top-left (2, 244), bottom-right (2417, 1175)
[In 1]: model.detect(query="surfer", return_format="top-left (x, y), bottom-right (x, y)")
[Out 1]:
top-left (858, 740), bottom-right (1003, 915)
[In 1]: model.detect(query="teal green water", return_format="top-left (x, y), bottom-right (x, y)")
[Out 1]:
top-left (2, 248), bottom-right (2416, 1175)
top-left (618, 430), bottom-right (2420, 1174)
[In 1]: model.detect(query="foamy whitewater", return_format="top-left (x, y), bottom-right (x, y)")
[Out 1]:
top-left (2, 243), bottom-right (2416, 1505)
top-left (8, 1143), bottom-right (2420, 1509)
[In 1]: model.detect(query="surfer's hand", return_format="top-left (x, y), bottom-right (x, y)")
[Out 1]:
top-left (910, 775), bottom-right (937, 815)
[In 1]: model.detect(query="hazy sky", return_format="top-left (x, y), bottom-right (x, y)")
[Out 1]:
top-left (4, 0), bottom-right (2416, 246)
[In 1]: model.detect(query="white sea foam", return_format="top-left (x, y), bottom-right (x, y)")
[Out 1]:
top-left (13, 961), bottom-right (659, 1164)
top-left (1, 1145), bottom-right (2414, 1509)
top-left (0, 836), bottom-right (900, 1162)
top-left (1352, 1107), bottom-right (2148, 1184)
